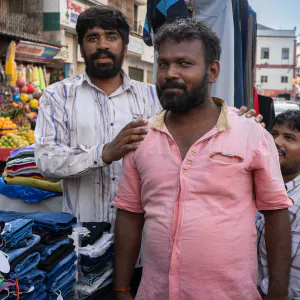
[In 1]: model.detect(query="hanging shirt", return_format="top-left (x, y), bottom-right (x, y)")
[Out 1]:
top-left (113, 98), bottom-right (291, 300)
top-left (34, 70), bottom-right (161, 228)
top-left (194, 0), bottom-right (235, 106)
top-left (256, 174), bottom-right (300, 299)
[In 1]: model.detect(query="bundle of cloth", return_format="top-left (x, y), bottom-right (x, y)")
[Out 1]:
top-left (75, 222), bottom-right (114, 300)
top-left (0, 211), bottom-right (77, 300)
top-left (3, 145), bottom-right (62, 193)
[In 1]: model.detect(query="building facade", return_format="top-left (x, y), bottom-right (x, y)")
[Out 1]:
top-left (255, 25), bottom-right (297, 98)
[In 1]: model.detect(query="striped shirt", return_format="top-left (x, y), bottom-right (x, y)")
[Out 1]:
top-left (256, 174), bottom-right (300, 299)
top-left (35, 70), bottom-right (161, 229)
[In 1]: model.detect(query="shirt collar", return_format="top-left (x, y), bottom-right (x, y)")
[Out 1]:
top-left (81, 69), bottom-right (133, 92)
top-left (285, 174), bottom-right (300, 193)
top-left (151, 97), bottom-right (231, 132)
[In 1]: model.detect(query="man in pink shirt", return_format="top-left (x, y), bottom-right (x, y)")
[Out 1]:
top-left (113, 19), bottom-right (292, 300)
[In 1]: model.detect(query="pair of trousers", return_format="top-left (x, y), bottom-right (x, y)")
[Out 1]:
top-left (0, 219), bottom-right (33, 250)
top-left (81, 222), bottom-right (111, 247)
top-left (17, 268), bottom-right (45, 292)
top-left (11, 284), bottom-right (46, 300)
top-left (46, 251), bottom-right (77, 278)
top-left (46, 263), bottom-right (76, 292)
top-left (81, 244), bottom-right (114, 267)
top-left (38, 243), bottom-right (75, 272)
top-left (10, 252), bottom-right (40, 279)
top-left (34, 227), bottom-right (73, 245)
top-left (40, 238), bottom-right (69, 260)
top-left (48, 278), bottom-right (75, 300)
top-left (0, 211), bottom-right (77, 231)
top-left (6, 234), bottom-right (40, 262)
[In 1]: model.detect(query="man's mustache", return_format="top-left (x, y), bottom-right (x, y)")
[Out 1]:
top-left (91, 49), bottom-right (116, 61)
top-left (159, 81), bottom-right (187, 92)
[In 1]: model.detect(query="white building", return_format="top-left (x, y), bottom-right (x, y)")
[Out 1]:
top-left (255, 24), bottom-right (297, 99)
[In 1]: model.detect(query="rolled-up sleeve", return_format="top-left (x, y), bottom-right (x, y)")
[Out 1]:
top-left (113, 151), bottom-right (144, 213)
top-left (250, 130), bottom-right (293, 211)
top-left (35, 87), bottom-right (108, 181)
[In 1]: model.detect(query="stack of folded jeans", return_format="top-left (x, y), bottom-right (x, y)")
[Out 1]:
top-left (0, 211), bottom-right (77, 300)
top-left (75, 222), bottom-right (114, 299)
top-left (0, 218), bottom-right (46, 299)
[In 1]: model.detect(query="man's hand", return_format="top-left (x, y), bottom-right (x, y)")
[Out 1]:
top-left (115, 291), bottom-right (134, 300)
top-left (102, 120), bottom-right (148, 164)
top-left (238, 106), bottom-right (265, 127)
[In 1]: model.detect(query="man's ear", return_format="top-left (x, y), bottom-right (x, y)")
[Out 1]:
top-left (208, 60), bottom-right (220, 84)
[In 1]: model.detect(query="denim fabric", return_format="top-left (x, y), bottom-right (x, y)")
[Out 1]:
top-left (0, 211), bottom-right (76, 231)
top-left (80, 261), bottom-right (113, 286)
top-left (0, 280), bottom-right (15, 292)
top-left (48, 278), bottom-right (75, 300)
top-left (22, 284), bottom-right (46, 300)
top-left (34, 227), bottom-right (72, 245)
top-left (17, 268), bottom-right (45, 292)
top-left (46, 251), bottom-right (77, 278)
top-left (10, 252), bottom-right (40, 279)
top-left (0, 289), bottom-right (9, 300)
top-left (29, 291), bottom-right (47, 300)
top-left (0, 219), bottom-right (33, 250)
top-left (46, 264), bottom-right (76, 292)
top-left (6, 234), bottom-right (40, 262)
top-left (40, 238), bottom-right (69, 260)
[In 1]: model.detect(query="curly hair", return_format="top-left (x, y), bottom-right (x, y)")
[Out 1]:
top-left (273, 109), bottom-right (300, 132)
top-left (154, 18), bottom-right (221, 66)
top-left (76, 6), bottom-right (130, 46)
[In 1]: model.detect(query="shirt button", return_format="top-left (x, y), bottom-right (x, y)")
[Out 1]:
top-left (110, 123), bottom-right (114, 126)
top-left (187, 159), bottom-right (192, 164)
top-left (94, 161), bottom-right (97, 165)
top-left (111, 177), bottom-right (116, 181)
top-left (183, 167), bottom-right (188, 172)
top-left (191, 150), bottom-right (196, 155)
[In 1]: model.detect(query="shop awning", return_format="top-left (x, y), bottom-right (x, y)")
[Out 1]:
top-left (15, 40), bottom-right (61, 64)
top-left (0, 30), bottom-right (62, 48)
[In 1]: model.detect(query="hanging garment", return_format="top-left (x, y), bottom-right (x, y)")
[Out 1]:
top-left (194, 0), bottom-right (235, 106)
top-left (253, 86), bottom-right (260, 116)
top-left (143, 0), bottom-right (190, 46)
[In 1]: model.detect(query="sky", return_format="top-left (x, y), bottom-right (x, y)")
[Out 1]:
top-left (248, 0), bottom-right (300, 38)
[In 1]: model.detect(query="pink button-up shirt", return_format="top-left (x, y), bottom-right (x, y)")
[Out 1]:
top-left (113, 98), bottom-right (292, 300)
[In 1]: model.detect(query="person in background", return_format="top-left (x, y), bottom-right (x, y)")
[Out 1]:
top-left (257, 109), bottom-right (300, 300)
top-left (113, 19), bottom-right (292, 300)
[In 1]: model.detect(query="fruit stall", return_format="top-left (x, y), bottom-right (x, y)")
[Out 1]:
top-left (0, 40), bottom-right (59, 164)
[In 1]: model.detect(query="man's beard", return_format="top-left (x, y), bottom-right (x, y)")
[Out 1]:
top-left (156, 72), bottom-right (209, 113)
top-left (83, 47), bottom-right (124, 79)
top-left (277, 146), bottom-right (300, 177)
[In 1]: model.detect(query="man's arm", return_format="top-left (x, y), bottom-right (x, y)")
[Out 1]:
top-left (114, 209), bottom-right (144, 300)
top-left (35, 88), bottom-right (148, 180)
top-left (262, 209), bottom-right (291, 299)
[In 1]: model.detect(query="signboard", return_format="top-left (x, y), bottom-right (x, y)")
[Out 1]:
top-left (128, 36), bottom-right (143, 55)
top-left (15, 41), bottom-right (60, 64)
top-left (60, 0), bottom-right (89, 29)
top-left (54, 36), bottom-right (74, 63)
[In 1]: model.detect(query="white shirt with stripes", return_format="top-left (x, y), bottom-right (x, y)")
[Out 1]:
top-left (35, 70), bottom-right (161, 230)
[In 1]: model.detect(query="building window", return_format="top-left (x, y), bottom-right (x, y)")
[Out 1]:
top-left (282, 48), bottom-right (289, 59)
top-left (129, 67), bottom-right (144, 82)
top-left (261, 76), bottom-right (268, 83)
top-left (133, 5), bottom-right (138, 32)
top-left (281, 76), bottom-right (288, 83)
top-left (261, 48), bottom-right (269, 59)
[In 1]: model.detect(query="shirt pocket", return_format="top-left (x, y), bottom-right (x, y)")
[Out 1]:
top-left (209, 152), bottom-right (244, 165)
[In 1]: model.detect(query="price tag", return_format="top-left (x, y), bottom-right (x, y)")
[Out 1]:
top-left (0, 251), bottom-right (10, 273)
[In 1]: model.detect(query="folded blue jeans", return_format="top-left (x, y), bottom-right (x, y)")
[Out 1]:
top-left (10, 252), bottom-right (40, 279)
top-left (46, 264), bottom-right (76, 292)
top-left (46, 251), bottom-right (77, 278)
top-left (0, 219), bottom-right (33, 250)
top-left (22, 284), bottom-right (46, 300)
top-left (0, 211), bottom-right (76, 231)
top-left (40, 238), bottom-right (69, 260)
top-left (80, 261), bottom-right (113, 286)
top-left (47, 277), bottom-right (76, 300)
top-left (6, 234), bottom-right (40, 262)
top-left (17, 268), bottom-right (45, 292)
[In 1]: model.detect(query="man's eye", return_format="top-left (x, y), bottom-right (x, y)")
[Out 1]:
top-left (285, 136), bottom-right (295, 141)
top-left (158, 63), bottom-right (167, 68)
top-left (180, 62), bottom-right (191, 66)
top-left (108, 36), bottom-right (117, 41)
top-left (88, 37), bottom-right (98, 42)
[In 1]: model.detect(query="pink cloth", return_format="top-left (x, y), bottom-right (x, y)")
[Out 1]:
top-left (113, 98), bottom-right (292, 300)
